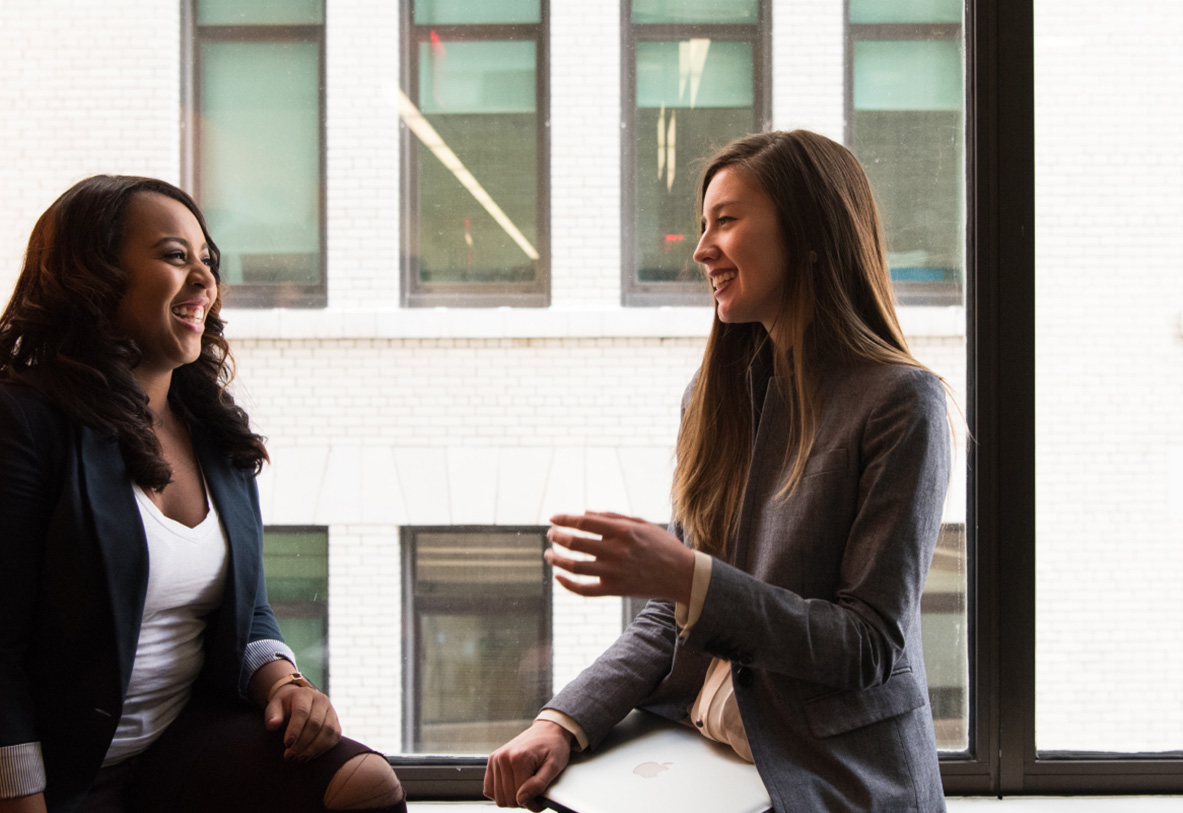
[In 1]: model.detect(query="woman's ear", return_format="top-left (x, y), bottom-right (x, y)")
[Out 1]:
top-left (807, 250), bottom-right (818, 263)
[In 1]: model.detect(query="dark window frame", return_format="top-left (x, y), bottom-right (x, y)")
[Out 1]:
top-left (183, 3), bottom-right (328, 309)
top-left (399, 3), bottom-right (551, 308)
top-left (620, 0), bottom-right (772, 307)
top-left (401, 525), bottom-right (553, 756)
top-left (390, 0), bottom-right (1183, 796)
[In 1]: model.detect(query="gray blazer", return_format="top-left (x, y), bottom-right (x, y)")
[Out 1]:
top-left (548, 357), bottom-right (951, 812)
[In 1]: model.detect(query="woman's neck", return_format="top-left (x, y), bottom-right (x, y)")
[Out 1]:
top-left (132, 367), bottom-right (173, 415)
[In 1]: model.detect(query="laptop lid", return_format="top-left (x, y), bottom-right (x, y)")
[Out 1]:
top-left (542, 709), bottom-right (772, 813)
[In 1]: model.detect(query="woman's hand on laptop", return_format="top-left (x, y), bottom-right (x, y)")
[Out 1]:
top-left (485, 719), bottom-right (574, 809)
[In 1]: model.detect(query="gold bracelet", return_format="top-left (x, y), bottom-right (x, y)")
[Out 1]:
top-left (266, 671), bottom-right (315, 704)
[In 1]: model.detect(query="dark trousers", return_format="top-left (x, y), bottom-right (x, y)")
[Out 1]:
top-left (76, 693), bottom-right (406, 813)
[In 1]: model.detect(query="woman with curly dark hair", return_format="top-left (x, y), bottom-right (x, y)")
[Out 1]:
top-left (0, 176), bottom-right (405, 813)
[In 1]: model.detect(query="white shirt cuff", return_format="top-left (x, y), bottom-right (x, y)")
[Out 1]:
top-left (0, 741), bottom-right (46, 800)
top-left (536, 709), bottom-right (589, 751)
top-left (243, 639), bottom-right (299, 681)
top-left (675, 551), bottom-right (713, 638)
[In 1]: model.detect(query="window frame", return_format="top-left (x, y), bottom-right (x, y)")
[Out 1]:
top-left (399, 2), bottom-right (551, 308)
top-left (389, 0), bottom-right (1183, 797)
top-left (183, 2), bottom-right (327, 309)
top-left (969, 0), bottom-right (1183, 794)
top-left (620, 0), bottom-right (771, 307)
top-left (401, 525), bottom-right (554, 757)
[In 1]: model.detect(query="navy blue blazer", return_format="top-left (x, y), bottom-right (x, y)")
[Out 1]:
top-left (0, 381), bottom-right (285, 812)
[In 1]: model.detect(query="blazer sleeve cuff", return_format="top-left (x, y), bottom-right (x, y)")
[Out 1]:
top-left (243, 639), bottom-right (299, 681)
top-left (0, 741), bottom-right (46, 800)
top-left (675, 551), bottom-right (714, 638)
top-left (536, 709), bottom-right (589, 751)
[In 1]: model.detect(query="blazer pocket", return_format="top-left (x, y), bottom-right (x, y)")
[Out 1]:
top-left (802, 667), bottom-right (927, 738)
top-left (803, 447), bottom-right (848, 477)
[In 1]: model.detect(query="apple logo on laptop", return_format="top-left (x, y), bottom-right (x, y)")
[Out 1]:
top-left (633, 761), bottom-right (673, 778)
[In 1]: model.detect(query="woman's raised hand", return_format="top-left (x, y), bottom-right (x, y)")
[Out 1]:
top-left (545, 512), bottom-right (695, 605)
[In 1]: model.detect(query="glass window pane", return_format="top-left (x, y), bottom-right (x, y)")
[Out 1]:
top-left (635, 40), bottom-right (754, 284)
top-left (632, 0), bottom-right (759, 25)
top-left (263, 529), bottom-right (328, 689)
top-left (636, 40), bottom-right (754, 109)
top-left (415, 531), bottom-right (546, 597)
top-left (413, 0), bottom-right (541, 25)
top-left (409, 530), bottom-right (549, 755)
top-left (851, 109), bottom-right (963, 287)
top-left (417, 613), bottom-right (546, 754)
top-left (849, 0), bottom-right (961, 24)
top-left (921, 525), bottom-right (968, 750)
top-left (853, 40), bottom-right (962, 111)
top-left (197, 0), bottom-right (323, 26)
top-left (850, 39), bottom-right (964, 293)
top-left (1035, 0), bottom-right (1183, 753)
top-left (418, 40), bottom-right (536, 114)
top-left (846, 24), bottom-right (967, 751)
top-left (413, 40), bottom-right (538, 284)
top-left (199, 41), bottom-right (320, 286)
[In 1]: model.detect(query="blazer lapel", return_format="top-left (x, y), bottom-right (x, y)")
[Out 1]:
top-left (77, 427), bottom-right (148, 695)
top-left (195, 432), bottom-right (259, 678)
top-left (734, 350), bottom-right (781, 571)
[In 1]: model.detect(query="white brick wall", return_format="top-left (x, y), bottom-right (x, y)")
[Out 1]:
top-left (326, 525), bottom-right (405, 753)
top-left (771, 0), bottom-right (845, 138)
top-left (324, 0), bottom-right (403, 309)
top-left (0, 0), bottom-right (181, 294)
top-left (1033, 0), bottom-right (1183, 753)
top-left (550, 0), bottom-right (623, 307)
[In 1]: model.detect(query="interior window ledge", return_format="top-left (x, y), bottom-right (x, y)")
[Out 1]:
top-left (403, 800), bottom-right (1183, 811)
top-left (221, 305), bottom-right (966, 341)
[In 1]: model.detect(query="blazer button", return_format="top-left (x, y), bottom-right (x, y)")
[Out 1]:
top-left (735, 666), bottom-right (754, 686)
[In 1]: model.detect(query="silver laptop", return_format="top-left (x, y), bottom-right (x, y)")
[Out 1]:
top-left (542, 709), bottom-right (772, 813)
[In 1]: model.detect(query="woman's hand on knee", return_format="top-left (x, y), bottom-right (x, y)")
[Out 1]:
top-left (265, 684), bottom-right (343, 762)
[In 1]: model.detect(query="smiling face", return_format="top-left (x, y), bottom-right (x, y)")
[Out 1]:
top-left (693, 166), bottom-right (791, 335)
top-left (114, 192), bottom-right (216, 385)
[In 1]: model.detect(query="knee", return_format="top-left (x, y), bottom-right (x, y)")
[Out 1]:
top-left (323, 753), bottom-right (404, 811)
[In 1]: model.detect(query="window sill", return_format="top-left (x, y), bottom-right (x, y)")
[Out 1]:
top-left (220, 305), bottom-right (965, 341)
top-left (403, 800), bottom-right (1182, 811)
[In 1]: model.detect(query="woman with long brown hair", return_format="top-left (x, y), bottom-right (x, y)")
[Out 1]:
top-left (0, 176), bottom-right (404, 813)
top-left (486, 130), bottom-right (952, 811)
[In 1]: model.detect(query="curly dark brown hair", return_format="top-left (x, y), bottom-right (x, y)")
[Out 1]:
top-left (0, 175), bottom-right (267, 489)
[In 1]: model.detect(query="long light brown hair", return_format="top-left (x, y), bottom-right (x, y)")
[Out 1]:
top-left (672, 130), bottom-right (928, 558)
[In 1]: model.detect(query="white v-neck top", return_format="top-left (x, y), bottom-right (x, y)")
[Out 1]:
top-left (103, 484), bottom-right (229, 765)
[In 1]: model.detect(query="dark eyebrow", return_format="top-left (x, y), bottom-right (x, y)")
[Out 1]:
top-left (154, 236), bottom-right (210, 254)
